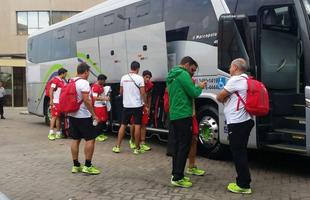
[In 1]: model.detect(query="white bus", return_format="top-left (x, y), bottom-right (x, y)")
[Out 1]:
top-left (27, 0), bottom-right (310, 159)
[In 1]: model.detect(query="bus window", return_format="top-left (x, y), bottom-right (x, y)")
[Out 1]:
top-left (51, 25), bottom-right (72, 60)
top-left (302, 0), bottom-right (310, 20)
top-left (164, 0), bottom-right (218, 46)
top-left (94, 8), bottom-right (125, 37)
top-left (218, 15), bottom-right (252, 74)
top-left (126, 0), bottom-right (163, 29)
top-left (38, 31), bottom-right (52, 63)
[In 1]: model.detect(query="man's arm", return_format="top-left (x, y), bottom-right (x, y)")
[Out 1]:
top-left (119, 86), bottom-right (123, 96)
top-left (140, 86), bottom-right (147, 106)
top-left (49, 86), bottom-right (54, 106)
top-left (179, 72), bottom-right (205, 98)
top-left (216, 89), bottom-right (230, 103)
top-left (82, 92), bottom-right (98, 121)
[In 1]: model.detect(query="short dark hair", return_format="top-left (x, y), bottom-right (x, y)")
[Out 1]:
top-left (58, 68), bottom-right (67, 75)
top-left (77, 62), bottom-right (90, 74)
top-left (142, 70), bottom-right (152, 78)
top-left (98, 74), bottom-right (107, 81)
top-left (130, 61), bottom-right (140, 71)
top-left (180, 56), bottom-right (198, 67)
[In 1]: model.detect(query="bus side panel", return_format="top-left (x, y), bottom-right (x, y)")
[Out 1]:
top-left (26, 63), bottom-right (43, 116)
top-left (99, 32), bottom-right (128, 83)
top-left (76, 38), bottom-right (102, 76)
top-left (125, 22), bottom-right (168, 81)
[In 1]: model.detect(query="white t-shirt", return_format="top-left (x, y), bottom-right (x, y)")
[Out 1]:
top-left (68, 78), bottom-right (91, 118)
top-left (0, 87), bottom-right (5, 98)
top-left (223, 74), bottom-right (252, 124)
top-left (120, 73), bottom-right (144, 108)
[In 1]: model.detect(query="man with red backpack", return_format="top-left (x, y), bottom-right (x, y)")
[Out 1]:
top-left (48, 68), bottom-right (67, 140)
top-left (91, 74), bottom-right (110, 142)
top-left (216, 58), bottom-right (255, 194)
top-left (68, 63), bottom-right (100, 175)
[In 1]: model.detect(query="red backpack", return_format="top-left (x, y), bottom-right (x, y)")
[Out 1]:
top-left (236, 76), bottom-right (269, 116)
top-left (59, 78), bottom-right (83, 113)
top-left (163, 88), bottom-right (169, 113)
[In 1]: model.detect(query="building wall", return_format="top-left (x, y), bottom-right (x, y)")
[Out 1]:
top-left (0, 0), bottom-right (104, 55)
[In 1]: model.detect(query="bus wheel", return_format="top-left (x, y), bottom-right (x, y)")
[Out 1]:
top-left (197, 106), bottom-right (227, 160)
top-left (45, 104), bottom-right (51, 125)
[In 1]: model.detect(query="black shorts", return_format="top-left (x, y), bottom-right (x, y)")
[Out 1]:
top-left (69, 117), bottom-right (97, 141)
top-left (121, 107), bottom-right (143, 125)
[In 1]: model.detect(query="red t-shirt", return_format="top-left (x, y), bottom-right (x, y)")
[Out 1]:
top-left (50, 77), bottom-right (65, 104)
top-left (91, 83), bottom-right (105, 107)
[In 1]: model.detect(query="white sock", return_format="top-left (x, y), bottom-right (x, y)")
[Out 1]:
top-left (49, 130), bottom-right (54, 134)
top-left (56, 131), bottom-right (62, 135)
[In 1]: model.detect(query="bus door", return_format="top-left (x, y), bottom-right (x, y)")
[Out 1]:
top-left (294, 0), bottom-right (310, 154)
top-left (217, 14), bottom-right (258, 148)
top-left (257, 2), bottom-right (309, 154)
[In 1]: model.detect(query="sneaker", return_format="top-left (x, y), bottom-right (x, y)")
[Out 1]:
top-left (186, 167), bottom-right (205, 176)
top-left (140, 143), bottom-right (151, 151)
top-left (129, 139), bottom-right (136, 149)
top-left (112, 146), bottom-right (120, 153)
top-left (171, 176), bottom-right (190, 182)
top-left (171, 177), bottom-right (193, 188)
top-left (55, 134), bottom-right (65, 139)
top-left (1, 116), bottom-right (5, 119)
top-left (71, 164), bottom-right (84, 173)
top-left (82, 165), bottom-right (101, 175)
top-left (96, 134), bottom-right (107, 142)
top-left (227, 183), bottom-right (252, 194)
top-left (133, 148), bottom-right (145, 155)
top-left (48, 133), bottom-right (56, 141)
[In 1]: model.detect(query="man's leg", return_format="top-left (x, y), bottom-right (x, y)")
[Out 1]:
top-left (48, 116), bottom-right (57, 140)
top-left (71, 139), bottom-right (81, 161)
top-left (85, 139), bottom-right (96, 162)
top-left (134, 124), bottom-right (141, 149)
top-left (188, 136), bottom-right (197, 168)
top-left (172, 118), bottom-right (192, 181)
top-left (116, 124), bottom-right (126, 147)
top-left (228, 120), bottom-right (254, 189)
top-left (0, 97), bottom-right (4, 118)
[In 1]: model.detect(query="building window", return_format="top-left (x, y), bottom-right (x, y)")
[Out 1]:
top-left (17, 11), bottom-right (79, 35)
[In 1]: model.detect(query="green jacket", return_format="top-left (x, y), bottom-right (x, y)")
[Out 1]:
top-left (166, 66), bottom-right (202, 120)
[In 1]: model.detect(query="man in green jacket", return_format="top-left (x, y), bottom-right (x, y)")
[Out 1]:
top-left (167, 56), bottom-right (206, 188)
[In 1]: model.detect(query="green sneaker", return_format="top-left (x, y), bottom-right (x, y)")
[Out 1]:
top-left (129, 139), bottom-right (136, 149)
top-left (186, 167), bottom-right (205, 176)
top-left (48, 133), bottom-right (56, 141)
top-left (171, 176), bottom-right (190, 182)
top-left (55, 134), bottom-right (65, 139)
top-left (140, 143), bottom-right (151, 151)
top-left (227, 183), bottom-right (252, 194)
top-left (96, 134), bottom-right (108, 142)
top-left (133, 148), bottom-right (145, 155)
top-left (82, 165), bottom-right (101, 175)
top-left (112, 146), bottom-right (120, 153)
top-left (71, 165), bottom-right (84, 173)
top-left (171, 177), bottom-right (193, 188)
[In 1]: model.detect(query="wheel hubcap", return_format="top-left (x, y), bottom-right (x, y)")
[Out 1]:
top-left (199, 116), bottom-right (219, 148)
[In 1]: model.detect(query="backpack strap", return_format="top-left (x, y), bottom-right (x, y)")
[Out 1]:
top-left (234, 75), bottom-right (248, 111)
top-left (235, 91), bottom-right (246, 111)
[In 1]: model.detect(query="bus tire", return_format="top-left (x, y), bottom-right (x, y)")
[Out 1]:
top-left (197, 106), bottom-right (228, 160)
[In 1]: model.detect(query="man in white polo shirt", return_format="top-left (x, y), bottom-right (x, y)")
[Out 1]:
top-left (69, 63), bottom-right (100, 175)
top-left (112, 61), bottom-right (147, 155)
top-left (217, 58), bottom-right (254, 194)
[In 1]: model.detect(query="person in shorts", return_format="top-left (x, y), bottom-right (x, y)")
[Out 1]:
top-left (91, 74), bottom-right (110, 142)
top-left (112, 61), bottom-right (147, 155)
top-left (129, 70), bottom-right (153, 151)
top-left (48, 68), bottom-right (67, 140)
top-left (69, 62), bottom-right (100, 175)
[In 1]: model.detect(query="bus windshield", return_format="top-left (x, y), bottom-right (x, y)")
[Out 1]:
top-left (303, 0), bottom-right (310, 19)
